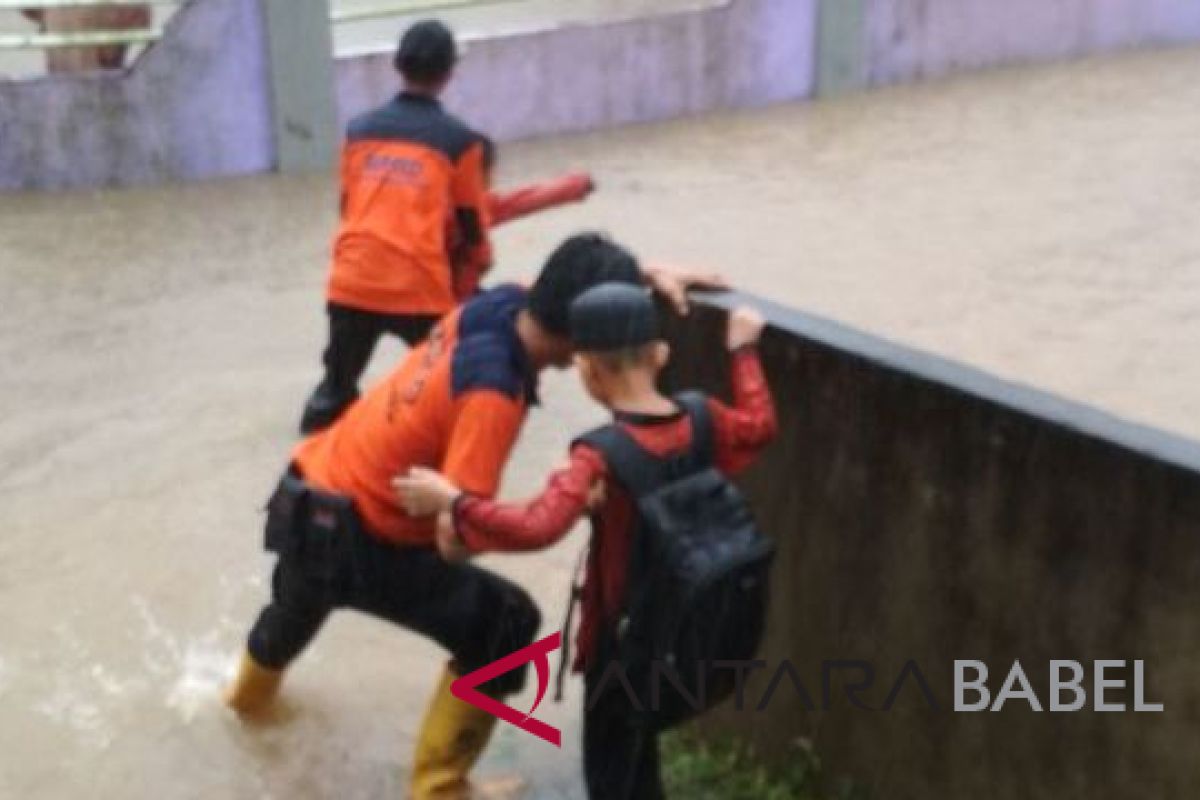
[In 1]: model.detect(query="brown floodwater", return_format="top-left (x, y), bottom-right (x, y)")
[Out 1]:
top-left (1, 45), bottom-right (1198, 799)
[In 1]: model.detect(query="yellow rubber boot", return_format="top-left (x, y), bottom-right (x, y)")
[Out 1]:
top-left (223, 650), bottom-right (283, 719)
top-left (410, 664), bottom-right (524, 800)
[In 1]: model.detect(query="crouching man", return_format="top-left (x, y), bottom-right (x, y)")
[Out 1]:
top-left (225, 232), bottom-right (720, 798)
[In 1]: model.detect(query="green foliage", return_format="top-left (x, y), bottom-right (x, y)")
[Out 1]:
top-left (661, 730), bottom-right (830, 800)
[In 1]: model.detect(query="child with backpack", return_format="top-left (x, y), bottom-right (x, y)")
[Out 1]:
top-left (395, 283), bottom-right (778, 799)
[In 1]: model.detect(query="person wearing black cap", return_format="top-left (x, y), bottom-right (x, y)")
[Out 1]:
top-left (225, 232), bottom-right (721, 798)
top-left (298, 19), bottom-right (494, 435)
top-left (396, 284), bottom-right (778, 799)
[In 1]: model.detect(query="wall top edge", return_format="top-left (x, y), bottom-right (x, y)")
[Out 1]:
top-left (333, 0), bottom-right (732, 61)
top-left (693, 290), bottom-right (1200, 475)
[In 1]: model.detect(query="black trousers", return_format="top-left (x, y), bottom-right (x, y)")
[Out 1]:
top-left (583, 651), bottom-right (664, 800)
top-left (300, 303), bottom-right (439, 433)
top-left (247, 501), bottom-right (541, 697)
top-left (317, 302), bottom-right (439, 402)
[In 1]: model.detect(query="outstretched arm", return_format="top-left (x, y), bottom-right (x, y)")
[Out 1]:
top-left (489, 172), bottom-right (594, 227)
top-left (395, 446), bottom-right (606, 559)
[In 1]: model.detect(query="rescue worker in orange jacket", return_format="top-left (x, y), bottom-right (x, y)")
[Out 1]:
top-left (300, 20), bottom-right (492, 435)
top-left (225, 232), bottom-right (724, 798)
top-left (301, 22), bottom-right (597, 435)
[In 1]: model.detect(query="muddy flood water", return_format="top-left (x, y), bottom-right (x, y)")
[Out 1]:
top-left (2, 46), bottom-right (1199, 799)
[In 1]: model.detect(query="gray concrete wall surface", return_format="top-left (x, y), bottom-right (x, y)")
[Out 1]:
top-left (0, 0), bottom-right (272, 190)
top-left (261, 0), bottom-right (338, 174)
top-left (663, 292), bottom-right (1200, 799)
top-left (815, 0), bottom-right (866, 96)
top-left (334, 0), bottom-right (818, 142)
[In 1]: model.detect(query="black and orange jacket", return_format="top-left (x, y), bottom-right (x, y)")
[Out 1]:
top-left (295, 285), bottom-right (536, 545)
top-left (450, 348), bottom-right (778, 672)
top-left (327, 92), bottom-right (492, 316)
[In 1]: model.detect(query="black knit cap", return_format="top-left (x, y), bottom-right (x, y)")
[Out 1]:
top-left (569, 283), bottom-right (659, 352)
top-left (394, 20), bottom-right (457, 82)
top-left (528, 233), bottom-right (642, 337)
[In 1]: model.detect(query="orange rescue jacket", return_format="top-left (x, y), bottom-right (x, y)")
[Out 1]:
top-left (294, 285), bottom-right (535, 545)
top-left (328, 92), bottom-right (492, 316)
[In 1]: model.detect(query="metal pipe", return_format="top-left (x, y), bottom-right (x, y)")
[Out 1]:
top-left (0, 29), bottom-right (160, 49)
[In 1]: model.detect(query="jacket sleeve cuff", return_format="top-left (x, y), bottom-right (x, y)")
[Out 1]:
top-left (451, 493), bottom-right (482, 553)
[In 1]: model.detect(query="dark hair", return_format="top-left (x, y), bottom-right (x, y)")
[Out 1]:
top-left (528, 233), bottom-right (643, 336)
top-left (394, 20), bottom-right (457, 83)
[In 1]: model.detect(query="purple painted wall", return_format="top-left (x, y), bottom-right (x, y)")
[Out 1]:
top-left (4, 0), bottom-right (1199, 190)
top-left (335, 0), bottom-right (818, 141)
top-left (866, 0), bottom-right (1200, 85)
top-left (0, 0), bottom-right (271, 191)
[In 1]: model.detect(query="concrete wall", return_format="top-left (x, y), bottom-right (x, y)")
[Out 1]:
top-left (0, 0), bottom-right (272, 190)
top-left (335, 0), bottom-right (817, 141)
top-left (862, 0), bottom-right (1200, 87)
top-left (6, 0), bottom-right (1200, 189)
top-left (261, 0), bottom-right (338, 173)
top-left (664, 292), bottom-right (1200, 800)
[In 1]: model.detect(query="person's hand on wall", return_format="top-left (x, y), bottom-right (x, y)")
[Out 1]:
top-left (644, 263), bottom-right (728, 316)
top-left (727, 305), bottom-right (766, 350)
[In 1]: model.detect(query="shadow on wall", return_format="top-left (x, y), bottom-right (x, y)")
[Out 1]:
top-left (663, 292), bottom-right (1200, 800)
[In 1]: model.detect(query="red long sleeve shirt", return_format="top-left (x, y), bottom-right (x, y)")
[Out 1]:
top-left (453, 347), bottom-right (777, 672)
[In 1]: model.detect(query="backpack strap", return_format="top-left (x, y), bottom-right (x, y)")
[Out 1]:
top-left (553, 548), bottom-right (589, 703)
top-left (573, 391), bottom-right (716, 498)
top-left (672, 390), bottom-right (714, 474)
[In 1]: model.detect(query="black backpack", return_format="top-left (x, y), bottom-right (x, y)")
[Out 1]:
top-left (574, 391), bottom-right (775, 730)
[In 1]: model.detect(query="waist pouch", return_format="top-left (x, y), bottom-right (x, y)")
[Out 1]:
top-left (264, 468), bottom-right (356, 589)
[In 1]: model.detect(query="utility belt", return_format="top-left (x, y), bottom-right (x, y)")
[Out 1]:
top-left (263, 465), bottom-right (357, 590)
